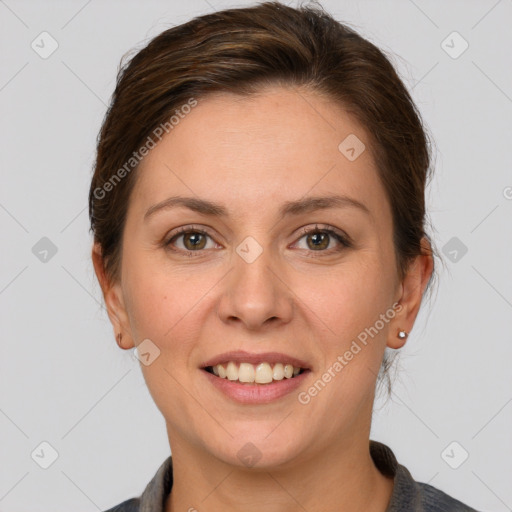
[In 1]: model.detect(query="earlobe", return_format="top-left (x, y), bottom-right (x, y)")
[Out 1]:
top-left (91, 243), bottom-right (134, 350)
top-left (387, 237), bottom-right (434, 350)
top-left (386, 304), bottom-right (410, 349)
top-left (387, 328), bottom-right (409, 350)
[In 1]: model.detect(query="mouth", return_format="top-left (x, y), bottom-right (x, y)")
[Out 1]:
top-left (199, 351), bottom-right (312, 403)
top-left (200, 349), bottom-right (312, 391)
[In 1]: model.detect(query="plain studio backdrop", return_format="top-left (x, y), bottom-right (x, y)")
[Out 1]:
top-left (1, 0), bottom-right (511, 510)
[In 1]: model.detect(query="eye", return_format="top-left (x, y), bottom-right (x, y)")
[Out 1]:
top-left (163, 226), bottom-right (219, 255)
top-left (293, 224), bottom-right (351, 254)
top-left (162, 223), bottom-right (352, 257)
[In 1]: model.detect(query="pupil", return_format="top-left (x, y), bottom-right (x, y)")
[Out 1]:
top-left (310, 232), bottom-right (327, 250)
top-left (186, 233), bottom-right (204, 249)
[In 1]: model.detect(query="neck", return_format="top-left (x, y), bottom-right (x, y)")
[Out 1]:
top-left (164, 433), bottom-right (394, 512)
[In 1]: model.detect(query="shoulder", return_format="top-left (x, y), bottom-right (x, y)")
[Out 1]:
top-left (394, 464), bottom-right (479, 511)
top-left (369, 440), bottom-right (479, 511)
top-left (102, 497), bottom-right (140, 512)
top-left (101, 455), bottom-right (173, 512)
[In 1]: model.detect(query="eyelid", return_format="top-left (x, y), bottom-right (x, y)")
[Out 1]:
top-left (295, 223), bottom-right (351, 243)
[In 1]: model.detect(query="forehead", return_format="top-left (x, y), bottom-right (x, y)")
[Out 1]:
top-left (131, 86), bottom-right (389, 225)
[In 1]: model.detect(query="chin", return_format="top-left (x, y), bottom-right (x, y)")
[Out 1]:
top-left (205, 431), bottom-right (308, 471)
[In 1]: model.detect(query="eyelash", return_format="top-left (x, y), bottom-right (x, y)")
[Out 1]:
top-left (162, 224), bottom-right (352, 258)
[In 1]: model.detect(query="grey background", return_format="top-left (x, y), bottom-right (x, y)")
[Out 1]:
top-left (1, 0), bottom-right (511, 510)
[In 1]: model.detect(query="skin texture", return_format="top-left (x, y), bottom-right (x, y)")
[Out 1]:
top-left (93, 85), bottom-right (433, 512)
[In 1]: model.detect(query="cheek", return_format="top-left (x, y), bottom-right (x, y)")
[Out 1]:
top-left (123, 258), bottom-right (217, 361)
top-left (299, 256), bottom-right (393, 340)
top-left (296, 254), bottom-right (395, 397)
top-left (122, 263), bottom-right (210, 415)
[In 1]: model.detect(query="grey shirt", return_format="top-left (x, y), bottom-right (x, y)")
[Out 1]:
top-left (103, 440), bottom-right (479, 511)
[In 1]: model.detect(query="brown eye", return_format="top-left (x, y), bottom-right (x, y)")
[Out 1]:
top-left (295, 225), bottom-right (351, 254)
top-left (181, 232), bottom-right (207, 250)
top-left (164, 227), bottom-right (216, 255)
top-left (305, 231), bottom-right (330, 250)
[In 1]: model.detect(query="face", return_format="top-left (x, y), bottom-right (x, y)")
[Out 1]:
top-left (97, 86), bottom-right (418, 469)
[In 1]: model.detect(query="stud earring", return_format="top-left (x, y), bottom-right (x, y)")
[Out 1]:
top-left (397, 329), bottom-right (408, 339)
top-left (116, 332), bottom-right (123, 347)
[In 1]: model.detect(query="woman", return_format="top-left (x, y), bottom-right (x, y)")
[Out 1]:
top-left (89, 2), bottom-right (478, 510)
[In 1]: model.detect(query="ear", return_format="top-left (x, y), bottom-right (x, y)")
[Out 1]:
top-left (92, 242), bottom-right (134, 350)
top-left (387, 237), bottom-right (434, 349)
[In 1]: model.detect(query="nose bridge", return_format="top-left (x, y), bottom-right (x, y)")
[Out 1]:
top-left (217, 233), bottom-right (292, 329)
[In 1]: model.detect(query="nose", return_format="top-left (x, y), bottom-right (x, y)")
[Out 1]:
top-left (216, 244), bottom-right (293, 331)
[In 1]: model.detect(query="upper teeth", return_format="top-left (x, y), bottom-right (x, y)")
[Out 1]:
top-left (211, 362), bottom-right (301, 383)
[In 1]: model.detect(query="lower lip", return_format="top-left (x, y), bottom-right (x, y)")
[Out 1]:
top-left (201, 368), bottom-right (311, 404)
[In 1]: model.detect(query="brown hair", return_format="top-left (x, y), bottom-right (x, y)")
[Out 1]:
top-left (89, 0), bottom-right (438, 392)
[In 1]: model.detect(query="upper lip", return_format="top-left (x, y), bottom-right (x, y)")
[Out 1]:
top-left (201, 350), bottom-right (311, 370)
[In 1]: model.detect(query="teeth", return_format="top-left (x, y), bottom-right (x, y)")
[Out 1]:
top-left (273, 363), bottom-right (284, 380)
top-left (209, 361), bottom-right (303, 384)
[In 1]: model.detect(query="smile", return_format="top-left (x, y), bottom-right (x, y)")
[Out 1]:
top-left (205, 361), bottom-right (306, 384)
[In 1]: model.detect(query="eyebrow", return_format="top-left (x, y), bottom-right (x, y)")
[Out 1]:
top-left (144, 194), bottom-right (371, 221)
